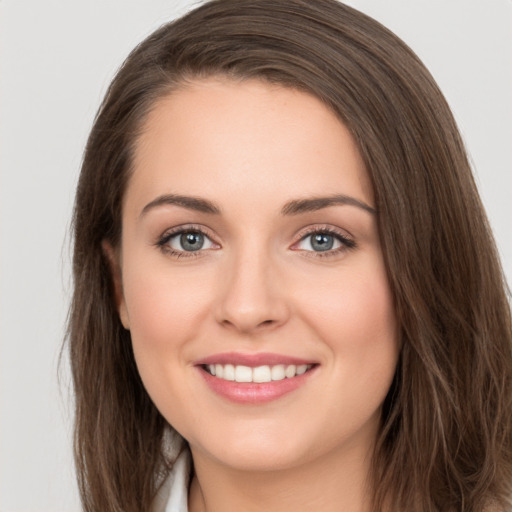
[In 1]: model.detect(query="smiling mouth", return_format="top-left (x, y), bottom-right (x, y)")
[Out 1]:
top-left (202, 363), bottom-right (315, 383)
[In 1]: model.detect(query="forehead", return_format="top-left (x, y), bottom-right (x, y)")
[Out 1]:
top-left (127, 77), bottom-right (373, 214)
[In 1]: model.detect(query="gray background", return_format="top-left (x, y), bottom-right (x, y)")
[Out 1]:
top-left (1, 1), bottom-right (510, 510)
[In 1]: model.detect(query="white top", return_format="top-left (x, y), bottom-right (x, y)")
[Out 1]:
top-left (152, 449), bottom-right (192, 512)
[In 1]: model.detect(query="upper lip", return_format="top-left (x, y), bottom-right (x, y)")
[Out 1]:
top-left (194, 352), bottom-right (317, 367)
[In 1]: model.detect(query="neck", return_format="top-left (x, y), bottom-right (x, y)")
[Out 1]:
top-left (188, 440), bottom-right (375, 512)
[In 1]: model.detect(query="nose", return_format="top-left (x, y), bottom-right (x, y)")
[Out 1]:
top-left (214, 248), bottom-right (290, 334)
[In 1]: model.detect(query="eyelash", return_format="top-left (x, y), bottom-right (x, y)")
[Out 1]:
top-left (155, 224), bottom-right (216, 259)
top-left (293, 226), bottom-right (357, 258)
top-left (155, 225), bottom-right (356, 259)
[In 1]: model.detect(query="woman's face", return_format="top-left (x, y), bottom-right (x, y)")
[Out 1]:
top-left (114, 77), bottom-right (398, 472)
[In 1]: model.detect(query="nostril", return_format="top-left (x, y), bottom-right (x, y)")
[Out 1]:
top-left (220, 317), bottom-right (277, 332)
top-left (256, 319), bottom-right (278, 329)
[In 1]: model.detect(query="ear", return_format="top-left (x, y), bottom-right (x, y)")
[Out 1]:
top-left (102, 240), bottom-right (130, 330)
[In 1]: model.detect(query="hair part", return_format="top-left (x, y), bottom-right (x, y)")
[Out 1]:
top-left (69, 1), bottom-right (512, 510)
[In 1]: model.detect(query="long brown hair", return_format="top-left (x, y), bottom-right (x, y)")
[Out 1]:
top-left (68, 1), bottom-right (512, 510)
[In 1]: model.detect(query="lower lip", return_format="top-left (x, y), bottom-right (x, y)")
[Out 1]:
top-left (197, 366), bottom-right (317, 404)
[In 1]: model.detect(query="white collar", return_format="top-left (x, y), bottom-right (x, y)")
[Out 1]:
top-left (152, 449), bottom-right (191, 512)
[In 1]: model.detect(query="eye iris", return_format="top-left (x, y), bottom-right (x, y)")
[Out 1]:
top-left (311, 233), bottom-right (334, 251)
top-left (180, 232), bottom-right (204, 251)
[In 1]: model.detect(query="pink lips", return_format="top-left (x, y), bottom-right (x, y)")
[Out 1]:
top-left (195, 352), bottom-right (318, 404)
top-left (195, 352), bottom-right (314, 367)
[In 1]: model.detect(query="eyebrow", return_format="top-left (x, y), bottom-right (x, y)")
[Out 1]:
top-left (140, 192), bottom-right (376, 218)
top-left (281, 195), bottom-right (376, 215)
top-left (140, 194), bottom-right (221, 218)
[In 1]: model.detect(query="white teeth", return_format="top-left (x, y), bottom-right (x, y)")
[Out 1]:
top-left (253, 365), bottom-right (272, 383)
top-left (285, 365), bottom-right (296, 378)
top-left (296, 364), bottom-right (308, 375)
top-left (224, 364), bottom-right (235, 381)
top-left (206, 363), bottom-right (312, 382)
top-left (235, 365), bottom-right (252, 382)
top-left (271, 365), bottom-right (285, 380)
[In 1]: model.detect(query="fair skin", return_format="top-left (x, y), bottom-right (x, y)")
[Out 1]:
top-left (109, 77), bottom-right (398, 512)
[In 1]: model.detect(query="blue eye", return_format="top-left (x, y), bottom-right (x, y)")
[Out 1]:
top-left (295, 230), bottom-right (355, 254)
top-left (309, 233), bottom-right (335, 251)
top-left (177, 231), bottom-right (205, 251)
top-left (160, 229), bottom-right (217, 254)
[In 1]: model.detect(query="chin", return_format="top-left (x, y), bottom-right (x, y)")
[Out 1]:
top-left (208, 444), bottom-right (310, 473)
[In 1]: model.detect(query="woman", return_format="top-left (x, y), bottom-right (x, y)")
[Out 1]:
top-left (68, 1), bottom-right (512, 511)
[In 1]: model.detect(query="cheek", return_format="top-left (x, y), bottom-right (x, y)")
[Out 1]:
top-left (121, 260), bottom-right (214, 363)
top-left (343, 274), bottom-right (396, 350)
top-left (301, 263), bottom-right (396, 346)
top-left (297, 257), bottom-right (398, 405)
top-left (120, 262), bottom-right (215, 425)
